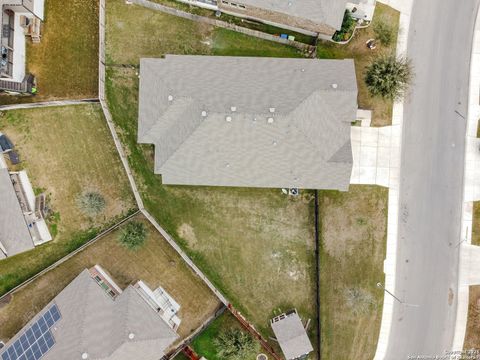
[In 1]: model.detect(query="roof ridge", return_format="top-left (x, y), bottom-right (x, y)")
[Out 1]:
top-left (290, 90), bottom-right (346, 161)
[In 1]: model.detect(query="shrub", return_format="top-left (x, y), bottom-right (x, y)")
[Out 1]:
top-left (214, 329), bottom-right (260, 360)
top-left (333, 11), bottom-right (357, 42)
top-left (118, 221), bottom-right (147, 250)
top-left (344, 287), bottom-right (376, 316)
top-left (77, 191), bottom-right (106, 217)
top-left (365, 55), bottom-right (413, 100)
top-left (374, 19), bottom-right (394, 46)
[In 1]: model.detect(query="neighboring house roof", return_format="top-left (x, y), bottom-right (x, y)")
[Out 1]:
top-left (0, 168), bottom-right (34, 258)
top-left (0, 269), bottom-right (179, 360)
top-left (271, 312), bottom-right (313, 360)
top-left (235, 0), bottom-right (349, 31)
top-left (138, 55), bottom-right (357, 190)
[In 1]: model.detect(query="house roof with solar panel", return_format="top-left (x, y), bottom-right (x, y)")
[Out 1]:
top-left (138, 55), bottom-right (358, 191)
top-left (0, 265), bottom-right (180, 360)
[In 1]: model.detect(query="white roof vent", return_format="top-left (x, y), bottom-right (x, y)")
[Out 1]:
top-left (167, 95), bottom-right (174, 101)
top-left (201, 111), bottom-right (207, 117)
top-left (226, 116), bottom-right (232, 122)
top-left (225, 163), bottom-right (230, 168)
top-left (82, 353), bottom-right (89, 359)
top-left (331, 83), bottom-right (338, 89)
top-left (230, 106), bottom-right (237, 112)
top-left (301, 68), bottom-right (305, 72)
top-left (272, 140), bottom-right (277, 146)
top-left (267, 117), bottom-right (274, 124)
top-left (269, 107), bottom-right (275, 113)
top-left (128, 333), bottom-right (135, 340)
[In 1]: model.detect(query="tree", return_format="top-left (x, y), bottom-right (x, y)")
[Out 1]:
top-left (365, 55), bottom-right (413, 100)
top-left (118, 221), bottom-right (147, 250)
top-left (373, 19), bottom-right (393, 46)
top-left (214, 329), bottom-right (260, 360)
top-left (77, 191), bottom-right (106, 217)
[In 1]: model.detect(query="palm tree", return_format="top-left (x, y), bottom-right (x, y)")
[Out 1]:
top-left (364, 55), bottom-right (413, 100)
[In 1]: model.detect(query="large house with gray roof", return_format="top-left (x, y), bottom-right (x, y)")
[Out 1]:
top-left (0, 265), bottom-right (180, 360)
top-left (138, 55), bottom-right (357, 191)
top-left (175, 0), bottom-right (376, 37)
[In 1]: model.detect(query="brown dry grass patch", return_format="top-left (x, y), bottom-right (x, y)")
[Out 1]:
top-left (319, 185), bottom-right (388, 360)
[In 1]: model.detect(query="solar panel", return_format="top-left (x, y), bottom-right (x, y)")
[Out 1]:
top-left (0, 304), bottom-right (61, 360)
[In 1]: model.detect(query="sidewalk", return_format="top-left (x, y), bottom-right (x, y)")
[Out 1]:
top-left (452, 4), bottom-right (480, 350)
top-left (372, 1), bottom-right (413, 359)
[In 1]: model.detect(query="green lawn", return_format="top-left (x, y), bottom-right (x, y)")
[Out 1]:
top-left (0, 105), bottom-right (136, 295)
top-left (472, 202), bottom-right (480, 246)
top-left (0, 0), bottom-right (99, 105)
top-left (315, 4), bottom-right (400, 126)
top-left (149, 0), bottom-right (317, 45)
top-left (190, 312), bottom-right (243, 360)
top-left (105, 0), bottom-right (314, 345)
top-left (319, 186), bottom-right (388, 360)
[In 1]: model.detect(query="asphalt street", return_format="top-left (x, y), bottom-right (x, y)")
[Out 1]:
top-left (384, 0), bottom-right (480, 358)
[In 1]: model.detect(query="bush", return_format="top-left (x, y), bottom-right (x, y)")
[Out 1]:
top-left (214, 329), bottom-right (260, 360)
top-left (365, 55), bottom-right (413, 100)
top-left (118, 221), bottom-right (147, 250)
top-left (374, 19), bottom-right (394, 46)
top-left (77, 191), bottom-right (106, 217)
top-left (332, 10), bottom-right (357, 42)
top-left (344, 287), bottom-right (376, 316)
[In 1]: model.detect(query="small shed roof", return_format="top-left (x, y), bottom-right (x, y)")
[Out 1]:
top-left (271, 311), bottom-right (313, 360)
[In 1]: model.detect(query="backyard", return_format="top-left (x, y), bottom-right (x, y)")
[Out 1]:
top-left (186, 311), bottom-right (266, 360)
top-left (106, 0), bottom-right (304, 65)
top-left (319, 185), bottom-right (388, 360)
top-left (0, 215), bottom-right (221, 343)
top-left (0, 0), bottom-right (99, 105)
top-left (0, 104), bottom-right (136, 294)
top-left (105, 0), bottom-right (316, 344)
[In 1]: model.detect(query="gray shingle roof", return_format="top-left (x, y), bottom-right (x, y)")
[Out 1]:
top-left (0, 168), bottom-right (34, 257)
top-left (138, 55), bottom-right (357, 190)
top-left (0, 270), bottom-right (179, 360)
top-left (271, 312), bottom-right (313, 360)
top-left (234, 0), bottom-right (349, 31)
